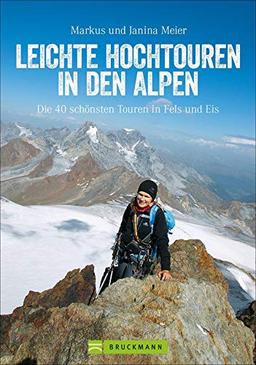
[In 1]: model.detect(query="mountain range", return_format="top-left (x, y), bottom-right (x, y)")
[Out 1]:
top-left (1, 121), bottom-right (255, 243)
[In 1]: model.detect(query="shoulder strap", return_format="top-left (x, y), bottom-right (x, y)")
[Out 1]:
top-left (149, 204), bottom-right (160, 231)
top-left (131, 202), bottom-right (141, 243)
top-left (132, 201), bottom-right (161, 242)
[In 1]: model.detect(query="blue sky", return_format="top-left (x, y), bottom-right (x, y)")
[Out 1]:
top-left (1, 0), bottom-right (255, 140)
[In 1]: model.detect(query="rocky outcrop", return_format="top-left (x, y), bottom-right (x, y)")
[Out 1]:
top-left (23, 265), bottom-right (96, 309)
top-left (73, 165), bottom-right (142, 206)
top-left (28, 155), bottom-right (53, 178)
top-left (220, 200), bottom-right (256, 237)
top-left (214, 258), bottom-right (255, 314)
top-left (0, 240), bottom-right (254, 365)
top-left (1, 154), bottom-right (103, 205)
top-left (237, 301), bottom-right (256, 363)
top-left (0, 265), bottom-right (96, 364)
top-left (1, 139), bottom-right (41, 168)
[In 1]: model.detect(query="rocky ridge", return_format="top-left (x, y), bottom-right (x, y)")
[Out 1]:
top-left (1, 139), bottom-right (41, 168)
top-left (0, 240), bottom-right (254, 365)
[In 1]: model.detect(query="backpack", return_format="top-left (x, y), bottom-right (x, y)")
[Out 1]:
top-left (130, 200), bottom-right (175, 261)
top-left (149, 204), bottom-right (175, 233)
top-left (148, 204), bottom-right (175, 260)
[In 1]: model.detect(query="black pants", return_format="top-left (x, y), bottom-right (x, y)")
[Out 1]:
top-left (117, 260), bottom-right (135, 279)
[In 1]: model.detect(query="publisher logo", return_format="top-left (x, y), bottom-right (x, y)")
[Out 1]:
top-left (88, 340), bottom-right (168, 355)
top-left (88, 340), bottom-right (103, 355)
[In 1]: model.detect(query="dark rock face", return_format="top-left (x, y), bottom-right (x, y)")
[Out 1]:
top-left (1, 139), bottom-right (41, 168)
top-left (237, 301), bottom-right (256, 364)
top-left (170, 239), bottom-right (228, 287)
top-left (2, 154), bottom-right (103, 205)
top-left (0, 265), bottom-right (96, 364)
top-left (0, 314), bottom-right (12, 358)
top-left (16, 358), bottom-right (37, 365)
top-left (0, 241), bottom-right (254, 365)
top-left (23, 265), bottom-right (96, 309)
top-left (214, 258), bottom-right (255, 313)
top-left (28, 155), bottom-right (53, 178)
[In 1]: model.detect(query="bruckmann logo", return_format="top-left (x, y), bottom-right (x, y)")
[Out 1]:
top-left (88, 340), bottom-right (103, 354)
top-left (88, 339), bottom-right (168, 355)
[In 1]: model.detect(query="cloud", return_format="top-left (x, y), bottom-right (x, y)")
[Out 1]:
top-left (29, 112), bottom-right (48, 119)
top-left (189, 136), bottom-right (255, 150)
top-left (223, 143), bottom-right (239, 149)
top-left (66, 116), bottom-right (76, 121)
top-left (29, 113), bottom-right (81, 124)
top-left (147, 98), bottom-right (173, 107)
top-left (223, 136), bottom-right (256, 146)
top-left (189, 138), bottom-right (220, 148)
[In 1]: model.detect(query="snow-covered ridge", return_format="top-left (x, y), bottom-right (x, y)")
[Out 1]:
top-left (53, 143), bottom-right (67, 157)
top-left (115, 141), bottom-right (137, 164)
top-left (86, 126), bottom-right (99, 144)
top-left (15, 123), bottom-right (32, 138)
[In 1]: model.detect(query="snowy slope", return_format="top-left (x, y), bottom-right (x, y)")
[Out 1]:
top-left (1, 199), bottom-right (255, 314)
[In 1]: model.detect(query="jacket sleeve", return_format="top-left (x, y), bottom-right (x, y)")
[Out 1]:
top-left (118, 204), bottom-right (131, 234)
top-left (153, 209), bottom-right (170, 271)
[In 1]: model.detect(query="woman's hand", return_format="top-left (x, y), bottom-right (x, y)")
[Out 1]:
top-left (157, 270), bottom-right (172, 281)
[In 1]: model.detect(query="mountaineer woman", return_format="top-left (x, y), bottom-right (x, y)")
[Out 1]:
top-left (117, 179), bottom-right (172, 281)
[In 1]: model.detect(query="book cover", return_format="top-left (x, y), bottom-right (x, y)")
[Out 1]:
top-left (1, 1), bottom-right (255, 364)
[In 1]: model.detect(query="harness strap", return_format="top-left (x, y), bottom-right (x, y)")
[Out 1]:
top-left (131, 203), bottom-right (154, 249)
top-left (131, 204), bottom-right (141, 243)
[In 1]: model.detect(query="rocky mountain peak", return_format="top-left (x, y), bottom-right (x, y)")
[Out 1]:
top-left (0, 240), bottom-right (254, 365)
top-left (121, 127), bottom-right (144, 138)
top-left (111, 128), bottom-right (146, 146)
top-left (23, 265), bottom-right (96, 309)
top-left (44, 127), bottom-right (70, 140)
top-left (0, 138), bottom-right (41, 168)
top-left (79, 121), bottom-right (98, 132)
top-left (62, 121), bottom-right (101, 148)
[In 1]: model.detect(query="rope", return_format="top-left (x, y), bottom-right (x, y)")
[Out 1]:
top-left (132, 203), bottom-right (141, 243)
